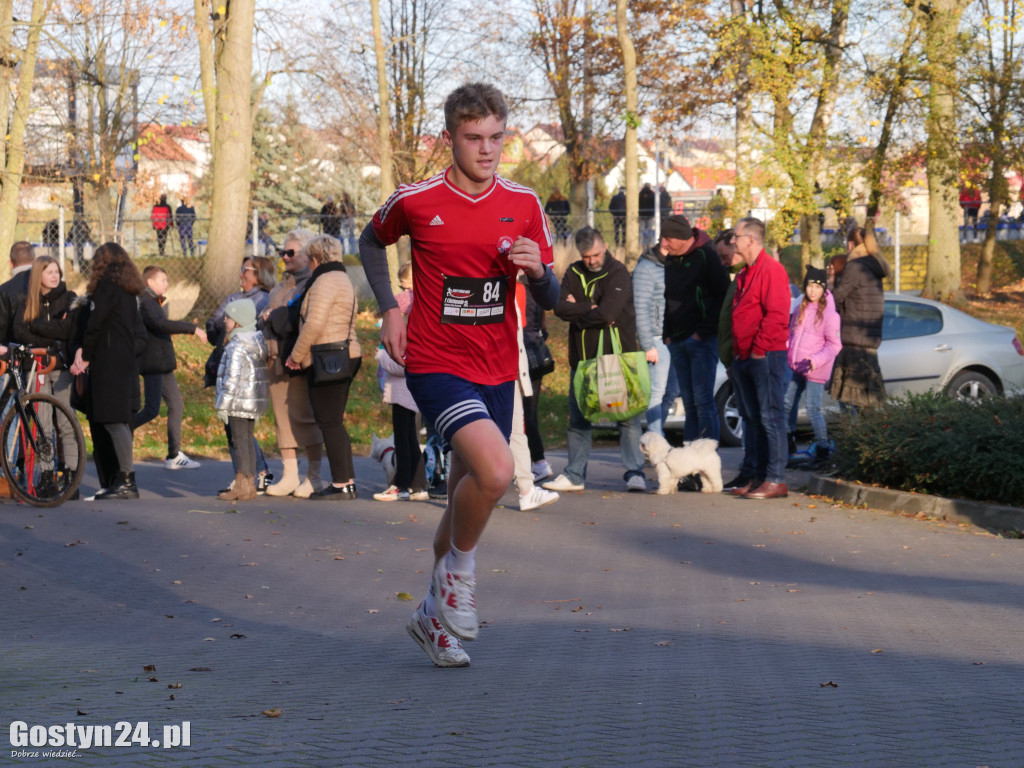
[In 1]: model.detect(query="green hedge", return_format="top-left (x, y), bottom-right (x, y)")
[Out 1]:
top-left (832, 392), bottom-right (1024, 508)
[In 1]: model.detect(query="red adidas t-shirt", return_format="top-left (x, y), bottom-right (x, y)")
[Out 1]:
top-left (372, 169), bottom-right (554, 385)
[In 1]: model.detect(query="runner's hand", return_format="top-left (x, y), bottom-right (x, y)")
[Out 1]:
top-left (380, 307), bottom-right (407, 367)
top-left (508, 237), bottom-right (545, 279)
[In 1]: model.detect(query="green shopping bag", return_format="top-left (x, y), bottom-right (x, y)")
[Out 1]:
top-left (572, 327), bottom-right (651, 422)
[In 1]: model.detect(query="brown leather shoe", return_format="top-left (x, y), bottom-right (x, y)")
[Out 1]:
top-left (742, 481), bottom-right (788, 499)
top-left (729, 480), bottom-right (756, 496)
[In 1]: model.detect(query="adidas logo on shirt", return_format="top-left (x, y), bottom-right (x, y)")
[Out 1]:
top-left (429, 215), bottom-right (445, 226)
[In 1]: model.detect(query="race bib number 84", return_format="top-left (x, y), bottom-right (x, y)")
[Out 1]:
top-left (440, 275), bottom-right (508, 326)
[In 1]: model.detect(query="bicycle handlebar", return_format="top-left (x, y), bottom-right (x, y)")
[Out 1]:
top-left (0, 345), bottom-right (59, 377)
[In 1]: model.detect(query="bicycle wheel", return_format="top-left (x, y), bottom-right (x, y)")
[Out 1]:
top-left (1, 393), bottom-right (86, 507)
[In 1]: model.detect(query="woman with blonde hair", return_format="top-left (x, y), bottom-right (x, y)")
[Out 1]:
top-left (12, 256), bottom-right (81, 494)
top-left (262, 228), bottom-right (325, 497)
top-left (284, 235), bottom-right (361, 499)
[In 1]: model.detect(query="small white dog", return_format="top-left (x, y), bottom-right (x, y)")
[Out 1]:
top-left (639, 433), bottom-right (723, 494)
top-left (370, 433), bottom-right (398, 486)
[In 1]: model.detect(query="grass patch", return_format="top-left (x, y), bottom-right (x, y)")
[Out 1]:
top-left (135, 312), bottom-right (575, 461)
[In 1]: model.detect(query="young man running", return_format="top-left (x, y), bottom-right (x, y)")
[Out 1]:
top-left (360, 82), bottom-right (559, 667)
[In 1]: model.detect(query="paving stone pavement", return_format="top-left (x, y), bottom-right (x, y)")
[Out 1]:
top-left (2, 448), bottom-right (1022, 767)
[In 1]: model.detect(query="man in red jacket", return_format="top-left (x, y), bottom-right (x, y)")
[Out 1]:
top-left (729, 217), bottom-right (791, 499)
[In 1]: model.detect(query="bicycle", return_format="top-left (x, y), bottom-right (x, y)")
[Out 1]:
top-left (0, 345), bottom-right (86, 507)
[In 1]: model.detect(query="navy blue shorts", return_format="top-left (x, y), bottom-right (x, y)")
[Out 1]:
top-left (406, 372), bottom-right (514, 451)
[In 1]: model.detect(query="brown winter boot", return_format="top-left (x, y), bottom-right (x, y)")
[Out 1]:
top-left (219, 472), bottom-right (256, 501)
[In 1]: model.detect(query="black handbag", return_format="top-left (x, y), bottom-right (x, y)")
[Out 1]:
top-left (310, 341), bottom-right (361, 386)
top-left (525, 339), bottom-right (555, 379)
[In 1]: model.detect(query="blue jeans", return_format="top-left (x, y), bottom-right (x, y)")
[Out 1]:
top-left (784, 374), bottom-right (827, 446)
top-left (565, 364), bottom-right (645, 485)
top-left (731, 352), bottom-right (789, 484)
top-left (668, 335), bottom-right (720, 442)
top-left (644, 340), bottom-right (680, 436)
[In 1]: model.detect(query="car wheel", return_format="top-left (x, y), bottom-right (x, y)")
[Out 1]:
top-left (944, 370), bottom-right (998, 401)
top-left (716, 382), bottom-right (743, 447)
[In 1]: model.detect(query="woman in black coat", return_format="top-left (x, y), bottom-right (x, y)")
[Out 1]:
top-left (70, 243), bottom-right (148, 500)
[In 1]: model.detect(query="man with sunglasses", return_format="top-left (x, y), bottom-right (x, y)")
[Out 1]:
top-left (360, 82), bottom-right (559, 668)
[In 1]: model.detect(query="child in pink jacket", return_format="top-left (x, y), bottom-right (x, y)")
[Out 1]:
top-left (785, 267), bottom-right (842, 459)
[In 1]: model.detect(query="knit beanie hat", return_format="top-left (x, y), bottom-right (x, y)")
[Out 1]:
top-left (804, 266), bottom-right (828, 292)
top-left (224, 298), bottom-right (257, 333)
top-left (661, 215), bottom-right (693, 240)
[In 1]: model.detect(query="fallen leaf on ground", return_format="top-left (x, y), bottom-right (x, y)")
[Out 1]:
top-left (395, 592), bottom-right (413, 601)
top-left (262, 708), bottom-right (282, 718)
top-left (654, 640), bottom-right (672, 646)
top-left (820, 681), bottom-right (839, 688)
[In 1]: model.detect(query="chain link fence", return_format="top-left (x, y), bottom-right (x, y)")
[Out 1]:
top-left (14, 213), bottom-right (373, 320)
top-left (17, 201), bottom-right (1001, 319)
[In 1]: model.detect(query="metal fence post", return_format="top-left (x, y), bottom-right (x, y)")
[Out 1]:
top-left (894, 211), bottom-right (901, 295)
top-left (58, 206), bottom-right (66, 270)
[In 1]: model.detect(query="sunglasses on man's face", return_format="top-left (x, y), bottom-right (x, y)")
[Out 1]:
top-left (280, 249), bottom-right (296, 259)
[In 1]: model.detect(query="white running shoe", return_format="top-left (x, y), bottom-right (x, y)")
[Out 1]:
top-left (531, 460), bottom-right (553, 482)
top-left (165, 451), bottom-right (200, 470)
top-left (373, 485), bottom-right (402, 502)
top-left (626, 474), bottom-right (648, 493)
top-left (542, 473), bottom-right (584, 492)
top-left (407, 489), bottom-right (430, 501)
top-left (406, 602), bottom-right (470, 668)
top-left (519, 486), bottom-right (559, 512)
top-left (433, 560), bottom-right (479, 641)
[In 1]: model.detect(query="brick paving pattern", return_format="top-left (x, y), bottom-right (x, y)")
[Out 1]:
top-left (2, 450), bottom-right (1021, 766)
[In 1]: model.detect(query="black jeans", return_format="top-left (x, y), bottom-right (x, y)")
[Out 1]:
top-left (523, 377), bottom-right (546, 463)
top-left (307, 376), bottom-right (354, 484)
top-left (392, 404), bottom-right (426, 491)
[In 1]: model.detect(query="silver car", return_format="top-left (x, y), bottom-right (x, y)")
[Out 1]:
top-left (666, 292), bottom-right (1024, 446)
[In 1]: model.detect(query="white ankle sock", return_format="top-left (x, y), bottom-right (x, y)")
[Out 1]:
top-left (447, 544), bottom-right (476, 577)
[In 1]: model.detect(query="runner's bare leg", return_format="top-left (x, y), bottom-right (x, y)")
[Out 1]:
top-left (433, 419), bottom-right (514, 562)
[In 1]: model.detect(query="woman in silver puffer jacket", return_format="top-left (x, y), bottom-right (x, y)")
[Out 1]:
top-left (215, 298), bottom-right (270, 500)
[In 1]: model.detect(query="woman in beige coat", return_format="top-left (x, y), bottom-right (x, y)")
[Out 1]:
top-left (261, 229), bottom-right (325, 497)
top-left (285, 236), bottom-right (362, 499)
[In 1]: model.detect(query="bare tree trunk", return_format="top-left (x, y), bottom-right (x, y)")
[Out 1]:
top-left (802, 0), bottom-right (848, 269)
top-left (616, 0), bottom-right (639, 263)
top-left (199, 0), bottom-right (255, 303)
top-left (912, 0), bottom-right (969, 303)
top-left (865, 23), bottom-right (917, 230)
top-left (371, 0), bottom-right (400, 287)
top-left (977, 151), bottom-right (1006, 295)
top-left (194, 0), bottom-right (217, 147)
top-left (731, 0), bottom-right (753, 220)
top-left (0, 0), bottom-right (52, 276)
